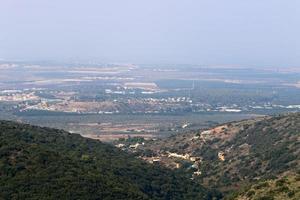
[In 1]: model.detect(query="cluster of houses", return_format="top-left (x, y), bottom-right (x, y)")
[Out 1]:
top-left (115, 142), bottom-right (145, 151)
top-left (0, 92), bottom-right (39, 102)
top-left (114, 127), bottom-right (230, 179)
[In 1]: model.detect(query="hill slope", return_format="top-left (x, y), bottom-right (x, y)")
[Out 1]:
top-left (233, 173), bottom-right (300, 200)
top-left (129, 113), bottom-right (300, 196)
top-left (0, 121), bottom-right (209, 200)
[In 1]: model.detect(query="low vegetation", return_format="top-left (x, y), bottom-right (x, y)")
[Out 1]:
top-left (232, 172), bottom-right (300, 200)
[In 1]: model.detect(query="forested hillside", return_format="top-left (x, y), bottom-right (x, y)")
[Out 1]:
top-left (233, 173), bottom-right (300, 200)
top-left (1, 112), bottom-right (299, 200)
top-left (130, 113), bottom-right (300, 198)
top-left (0, 121), bottom-right (210, 200)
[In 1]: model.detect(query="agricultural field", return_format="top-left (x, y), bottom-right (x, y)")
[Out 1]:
top-left (1, 61), bottom-right (300, 141)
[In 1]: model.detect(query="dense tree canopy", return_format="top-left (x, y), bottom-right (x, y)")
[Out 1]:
top-left (0, 121), bottom-right (209, 200)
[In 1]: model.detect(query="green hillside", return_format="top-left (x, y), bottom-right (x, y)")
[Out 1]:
top-left (197, 113), bottom-right (300, 191)
top-left (129, 113), bottom-right (300, 197)
top-left (0, 121), bottom-right (209, 200)
top-left (233, 173), bottom-right (300, 200)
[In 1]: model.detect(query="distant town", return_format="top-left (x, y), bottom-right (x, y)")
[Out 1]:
top-left (1, 61), bottom-right (300, 141)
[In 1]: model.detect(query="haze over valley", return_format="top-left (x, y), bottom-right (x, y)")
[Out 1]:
top-left (1, 1), bottom-right (300, 199)
top-left (1, 61), bottom-right (300, 142)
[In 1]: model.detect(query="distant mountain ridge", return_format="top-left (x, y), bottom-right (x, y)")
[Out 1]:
top-left (0, 121), bottom-right (210, 200)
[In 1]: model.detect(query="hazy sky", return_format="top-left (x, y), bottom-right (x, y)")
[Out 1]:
top-left (1, 0), bottom-right (300, 66)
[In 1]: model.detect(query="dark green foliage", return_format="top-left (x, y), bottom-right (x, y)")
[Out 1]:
top-left (233, 172), bottom-right (300, 200)
top-left (246, 190), bottom-right (255, 197)
top-left (254, 182), bottom-right (269, 190)
top-left (201, 113), bottom-right (300, 192)
top-left (0, 121), bottom-right (208, 200)
top-left (255, 196), bottom-right (274, 200)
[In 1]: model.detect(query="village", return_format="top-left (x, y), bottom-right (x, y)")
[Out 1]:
top-left (114, 126), bottom-right (231, 179)
top-left (1, 87), bottom-right (299, 116)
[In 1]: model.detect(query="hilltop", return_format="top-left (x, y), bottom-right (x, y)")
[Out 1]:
top-left (0, 121), bottom-right (210, 200)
